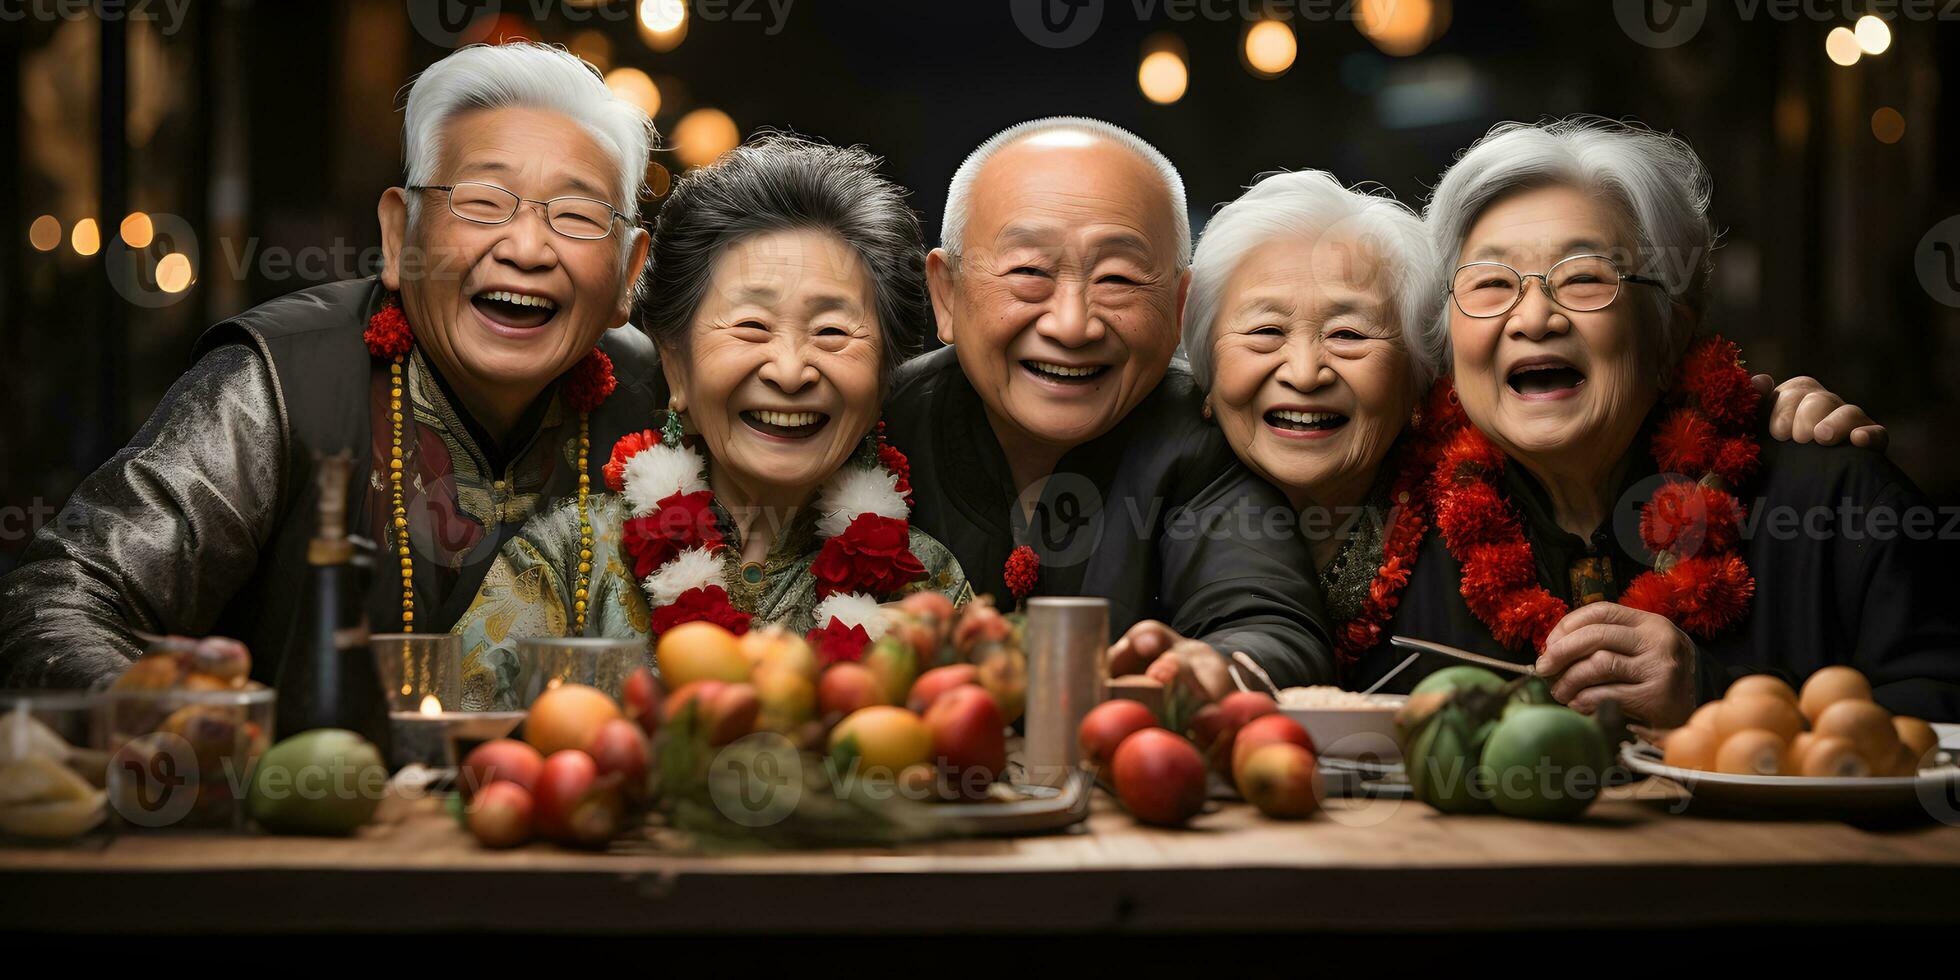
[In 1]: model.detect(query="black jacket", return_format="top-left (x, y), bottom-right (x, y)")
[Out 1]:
top-left (883, 348), bottom-right (1336, 687)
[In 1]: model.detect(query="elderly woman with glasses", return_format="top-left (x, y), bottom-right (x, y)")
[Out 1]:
top-left (454, 134), bottom-right (970, 708)
top-left (1344, 117), bottom-right (1960, 724)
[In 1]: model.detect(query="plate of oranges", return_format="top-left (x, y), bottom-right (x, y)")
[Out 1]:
top-left (1621, 667), bottom-right (1957, 816)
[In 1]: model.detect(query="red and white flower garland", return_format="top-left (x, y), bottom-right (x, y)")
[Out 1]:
top-left (604, 427), bottom-right (926, 662)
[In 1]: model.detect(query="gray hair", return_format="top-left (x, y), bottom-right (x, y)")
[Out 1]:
top-left (402, 43), bottom-right (655, 222)
top-left (1182, 170), bottom-right (1437, 390)
top-left (641, 133), bottom-right (929, 387)
top-left (940, 116), bottom-right (1191, 269)
top-left (1422, 116), bottom-right (1715, 373)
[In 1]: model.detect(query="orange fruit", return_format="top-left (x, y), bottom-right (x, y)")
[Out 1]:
top-left (1798, 666), bottom-right (1872, 723)
top-left (1663, 724), bottom-right (1719, 771)
top-left (1714, 694), bottom-right (1805, 743)
top-left (1812, 699), bottom-right (1899, 772)
top-left (525, 683), bottom-right (621, 757)
top-left (1894, 716), bottom-right (1938, 770)
top-left (1714, 729), bottom-right (1787, 776)
top-left (655, 622), bottom-right (750, 690)
top-left (1726, 674), bottom-right (1798, 705)
top-left (1797, 736), bottom-right (1870, 778)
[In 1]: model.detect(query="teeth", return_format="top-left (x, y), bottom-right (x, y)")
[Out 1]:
top-left (1512, 362), bottom-right (1569, 374)
top-left (1271, 410), bottom-right (1342, 425)
top-left (479, 290), bottom-right (558, 311)
top-left (751, 410), bottom-right (822, 428)
top-left (1027, 361), bottom-right (1100, 378)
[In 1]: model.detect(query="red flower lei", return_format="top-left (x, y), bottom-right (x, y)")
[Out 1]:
top-left (1428, 335), bottom-right (1760, 652)
top-left (612, 424), bottom-right (926, 662)
top-left (1333, 380), bottom-right (1462, 664)
top-left (364, 294), bottom-right (615, 634)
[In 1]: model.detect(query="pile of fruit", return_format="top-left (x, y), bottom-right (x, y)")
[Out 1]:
top-left (1660, 667), bottom-right (1939, 778)
top-left (1078, 690), bottom-right (1323, 826)
top-left (1396, 667), bottom-right (1613, 821)
top-left (102, 637), bottom-right (274, 829)
top-left (457, 593), bottom-right (1032, 849)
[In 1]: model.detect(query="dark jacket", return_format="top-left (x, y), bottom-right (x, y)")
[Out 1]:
top-left (0, 278), bottom-right (662, 687)
top-left (882, 347), bottom-right (1336, 688)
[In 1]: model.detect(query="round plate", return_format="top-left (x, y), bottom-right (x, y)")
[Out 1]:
top-left (1621, 741), bottom-right (1960, 819)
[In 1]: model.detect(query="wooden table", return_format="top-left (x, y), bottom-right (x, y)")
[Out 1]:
top-left (5, 781), bottom-right (1959, 933)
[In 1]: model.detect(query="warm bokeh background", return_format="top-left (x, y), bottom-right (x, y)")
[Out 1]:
top-left (3, 0), bottom-right (1956, 571)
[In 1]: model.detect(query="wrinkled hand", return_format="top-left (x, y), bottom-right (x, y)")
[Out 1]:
top-left (1538, 602), bottom-right (1696, 727)
top-left (1752, 374), bottom-right (1886, 450)
top-left (1106, 619), bottom-right (1233, 703)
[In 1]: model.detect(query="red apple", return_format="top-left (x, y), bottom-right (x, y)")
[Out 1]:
top-left (925, 684), bottom-right (1007, 796)
top-left (1078, 699), bottom-right (1160, 775)
top-left (951, 597), bottom-right (1013, 655)
top-left (466, 780), bottom-right (534, 848)
top-left (818, 662), bottom-right (884, 718)
top-left (898, 590), bottom-right (956, 623)
top-left (458, 738), bottom-right (545, 802)
top-left (622, 667), bottom-right (663, 737)
top-left (1111, 728), bottom-right (1208, 827)
top-left (1238, 743), bottom-right (1323, 820)
top-left (1196, 691), bottom-right (1279, 773)
top-left (1231, 714), bottom-right (1316, 789)
top-left (664, 680), bottom-right (760, 745)
top-left (586, 718), bottom-right (651, 802)
top-left (907, 664), bottom-right (980, 714)
top-left (531, 749), bottom-right (624, 846)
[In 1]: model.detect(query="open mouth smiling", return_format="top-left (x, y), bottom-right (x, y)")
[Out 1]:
top-left (470, 288), bottom-right (561, 330)
top-left (1506, 355), bottom-right (1586, 400)
top-left (1021, 359), bottom-right (1110, 385)
top-left (740, 409), bottom-right (831, 440)
top-left (1264, 407), bottom-right (1349, 438)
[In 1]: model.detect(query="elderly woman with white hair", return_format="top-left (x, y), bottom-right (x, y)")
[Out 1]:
top-left (1184, 165), bottom-right (1887, 684)
top-left (1342, 117), bottom-right (1960, 724)
top-left (0, 43), bottom-right (665, 687)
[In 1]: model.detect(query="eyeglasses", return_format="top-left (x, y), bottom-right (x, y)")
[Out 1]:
top-left (406, 181), bottom-right (624, 241)
top-left (1448, 253), bottom-right (1669, 319)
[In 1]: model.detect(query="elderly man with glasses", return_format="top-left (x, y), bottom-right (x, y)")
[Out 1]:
top-left (0, 44), bottom-right (664, 687)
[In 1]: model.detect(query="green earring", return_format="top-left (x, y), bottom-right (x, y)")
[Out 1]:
top-left (662, 403), bottom-right (684, 447)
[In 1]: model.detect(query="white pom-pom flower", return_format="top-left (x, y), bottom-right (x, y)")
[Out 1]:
top-left (815, 463), bottom-right (908, 538)
top-left (642, 547), bottom-right (725, 607)
top-left (622, 443), bottom-right (708, 517)
top-left (813, 591), bottom-right (887, 641)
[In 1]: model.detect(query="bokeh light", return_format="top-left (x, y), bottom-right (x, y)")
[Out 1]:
top-left (120, 211), bottom-right (153, 248)
top-left (156, 252), bottom-right (194, 293)
top-left (1244, 20), bottom-right (1297, 78)
top-left (638, 0), bottom-right (687, 51)
top-left (604, 67), bottom-right (661, 119)
top-left (672, 108), bottom-right (739, 168)
top-left (1825, 27), bottom-right (1861, 66)
top-left (28, 215), bottom-right (60, 252)
top-left (71, 217), bottom-right (100, 256)
top-left (1138, 50), bottom-right (1188, 105)
top-left (1855, 15), bottom-right (1891, 55)
top-left (1871, 106), bottom-right (1905, 144)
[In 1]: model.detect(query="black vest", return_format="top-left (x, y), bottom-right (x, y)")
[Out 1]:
top-left (191, 278), bottom-right (662, 682)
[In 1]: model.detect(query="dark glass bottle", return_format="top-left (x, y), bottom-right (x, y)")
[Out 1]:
top-left (275, 452), bottom-right (392, 758)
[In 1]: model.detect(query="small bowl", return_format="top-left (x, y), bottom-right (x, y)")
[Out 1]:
top-left (95, 684), bottom-right (275, 831)
top-left (1, 690), bottom-right (110, 842)
top-left (1281, 694), bottom-right (1407, 764)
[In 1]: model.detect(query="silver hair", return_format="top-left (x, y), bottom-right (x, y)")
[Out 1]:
top-left (1421, 116), bottom-right (1716, 373)
top-left (400, 43), bottom-right (658, 295)
top-left (1182, 169), bottom-right (1437, 391)
top-left (939, 115), bottom-right (1191, 269)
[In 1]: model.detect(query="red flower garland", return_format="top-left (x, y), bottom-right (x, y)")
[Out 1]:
top-left (563, 348), bottom-right (616, 413)
top-left (812, 514), bottom-right (927, 598)
top-left (650, 585), bottom-right (753, 637)
top-left (364, 300), bottom-right (413, 359)
top-left (1428, 335), bottom-right (1760, 652)
top-left (604, 430), bottom-right (660, 493)
top-left (1004, 544), bottom-right (1040, 600)
top-left (808, 618), bottom-right (873, 666)
top-left (620, 490), bottom-right (724, 579)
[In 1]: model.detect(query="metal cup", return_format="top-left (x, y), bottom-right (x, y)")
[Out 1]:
top-left (1021, 596), bottom-right (1108, 788)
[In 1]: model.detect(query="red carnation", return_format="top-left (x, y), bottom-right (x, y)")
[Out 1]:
top-left (1711, 436), bottom-right (1761, 486)
top-left (1678, 337), bottom-right (1759, 428)
top-left (1434, 480), bottom-right (1514, 551)
top-left (620, 490), bottom-right (723, 578)
top-left (1667, 554), bottom-right (1755, 636)
top-left (807, 617), bottom-right (873, 665)
top-left (1652, 408), bottom-right (1716, 474)
top-left (650, 585), bottom-right (753, 637)
top-left (604, 430), bottom-right (660, 493)
top-left (1003, 544), bottom-right (1040, 599)
top-left (364, 301), bottom-right (413, 359)
top-left (876, 442), bottom-right (913, 503)
top-left (563, 348), bottom-right (617, 413)
top-left (1619, 571), bottom-right (1678, 618)
top-left (811, 514), bottom-right (925, 598)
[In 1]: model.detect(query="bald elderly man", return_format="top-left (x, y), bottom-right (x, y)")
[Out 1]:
top-left (883, 117), bottom-right (1334, 695)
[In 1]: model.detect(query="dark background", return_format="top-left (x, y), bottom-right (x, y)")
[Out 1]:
top-left (3, 0), bottom-right (1957, 571)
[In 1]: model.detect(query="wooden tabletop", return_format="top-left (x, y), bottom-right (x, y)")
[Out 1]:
top-left (5, 781), bottom-right (1959, 933)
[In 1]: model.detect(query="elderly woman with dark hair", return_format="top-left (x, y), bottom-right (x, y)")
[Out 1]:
top-left (1349, 117), bottom-right (1960, 724)
top-left (456, 135), bottom-right (968, 706)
